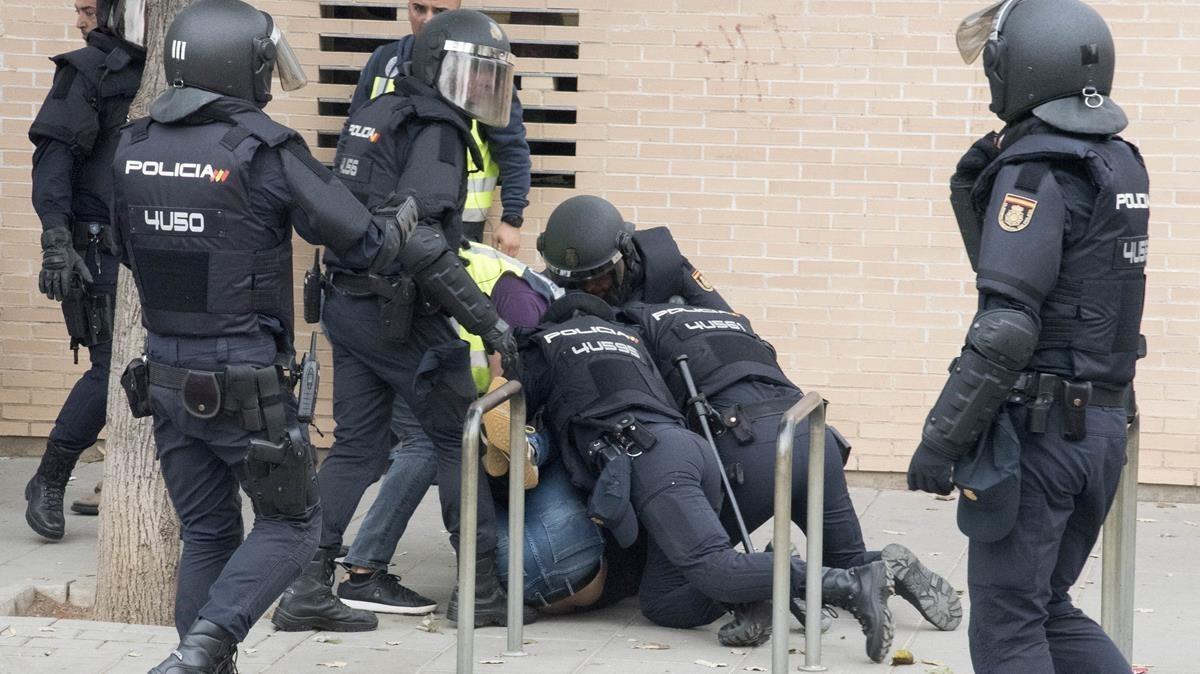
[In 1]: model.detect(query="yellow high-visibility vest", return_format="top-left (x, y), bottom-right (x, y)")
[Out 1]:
top-left (370, 76), bottom-right (499, 224)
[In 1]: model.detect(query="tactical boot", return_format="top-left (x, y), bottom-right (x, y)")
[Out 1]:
top-left (148, 618), bottom-right (238, 673)
top-left (820, 561), bottom-right (895, 663)
top-left (447, 552), bottom-right (538, 627)
top-left (717, 601), bottom-right (772, 647)
top-left (882, 543), bottom-right (962, 631)
top-left (25, 441), bottom-right (79, 540)
top-left (272, 548), bottom-right (378, 632)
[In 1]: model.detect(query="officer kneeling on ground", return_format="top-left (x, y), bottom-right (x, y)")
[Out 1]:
top-left (517, 293), bottom-right (895, 662)
top-left (622, 301), bottom-right (963, 636)
top-left (908, 1), bottom-right (1147, 672)
top-left (109, 0), bottom-right (416, 670)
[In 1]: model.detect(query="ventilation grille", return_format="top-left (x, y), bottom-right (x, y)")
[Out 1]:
top-left (315, 4), bottom-right (579, 189)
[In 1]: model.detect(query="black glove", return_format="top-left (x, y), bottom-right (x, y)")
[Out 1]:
top-left (39, 228), bottom-right (92, 302)
top-left (952, 131), bottom-right (1001, 186)
top-left (481, 318), bottom-right (520, 379)
top-left (907, 441), bottom-right (956, 495)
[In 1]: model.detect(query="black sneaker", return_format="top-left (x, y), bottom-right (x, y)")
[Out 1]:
top-left (337, 570), bottom-right (437, 615)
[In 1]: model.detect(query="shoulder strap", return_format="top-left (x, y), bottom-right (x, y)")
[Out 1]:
top-left (633, 228), bottom-right (684, 304)
top-left (227, 109), bottom-right (297, 148)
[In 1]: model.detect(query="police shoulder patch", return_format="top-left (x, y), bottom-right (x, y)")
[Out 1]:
top-left (998, 193), bottom-right (1038, 232)
top-left (692, 268), bottom-right (714, 292)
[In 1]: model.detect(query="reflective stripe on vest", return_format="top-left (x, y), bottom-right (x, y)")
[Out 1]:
top-left (371, 76), bottom-right (497, 224)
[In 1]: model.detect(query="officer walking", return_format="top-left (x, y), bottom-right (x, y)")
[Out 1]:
top-left (350, 0), bottom-right (531, 255)
top-left (25, 0), bottom-right (144, 541)
top-left (108, 0), bottom-right (415, 670)
top-left (908, 1), bottom-right (1147, 672)
top-left (271, 9), bottom-right (525, 633)
top-left (622, 301), bottom-right (963, 634)
top-left (520, 293), bottom-right (896, 662)
top-left (537, 195), bottom-right (729, 310)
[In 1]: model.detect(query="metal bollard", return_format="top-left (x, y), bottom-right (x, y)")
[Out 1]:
top-left (458, 379), bottom-right (527, 673)
top-left (1101, 412), bottom-right (1140, 661)
top-left (773, 392), bottom-right (828, 673)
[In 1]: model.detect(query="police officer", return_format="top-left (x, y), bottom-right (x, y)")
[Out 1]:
top-left (520, 293), bottom-right (896, 662)
top-left (109, 0), bottom-right (414, 670)
top-left (272, 9), bottom-right (525, 632)
top-left (622, 301), bottom-right (963, 634)
top-left (25, 0), bottom-right (144, 541)
top-left (537, 195), bottom-right (728, 310)
top-left (907, 1), bottom-right (1146, 672)
top-left (349, 0), bottom-right (530, 256)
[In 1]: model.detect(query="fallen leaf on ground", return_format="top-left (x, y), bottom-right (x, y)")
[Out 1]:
top-left (1134, 608), bottom-right (1154, 613)
top-left (891, 649), bottom-right (915, 665)
top-left (126, 652), bottom-right (141, 658)
top-left (479, 659), bottom-right (504, 665)
top-left (1155, 502), bottom-right (1177, 509)
top-left (244, 648), bottom-right (258, 654)
top-left (633, 641), bottom-right (670, 650)
top-left (934, 494), bottom-right (956, 501)
top-left (744, 667), bottom-right (766, 672)
top-left (693, 659), bottom-right (728, 668)
top-left (317, 662), bottom-right (347, 669)
top-left (920, 660), bottom-right (944, 666)
top-left (312, 635), bottom-right (341, 644)
top-left (1160, 533), bottom-right (1177, 538)
top-left (416, 616), bottom-right (442, 633)
top-left (882, 529), bottom-right (907, 535)
top-left (1131, 664), bottom-right (1154, 673)
top-left (728, 649), bottom-right (747, 655)
top-left (38, 627), bottom-right (55, 632)
top-left (925, 667), bottom-right (954, 674)
top-left (1136, 518), bottom-right (1156, 523)
top-left (385, 641), bottom-right (402, 646)
top-left (1183, 521), bottom-right (1198, 528)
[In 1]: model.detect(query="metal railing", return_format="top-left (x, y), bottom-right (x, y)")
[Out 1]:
top-left (773, 391), bottom-right (828, 673)
top-left (457, 379), bottom-right (528, 673)
top-left (1101, 412), bottom-right (1140, 661)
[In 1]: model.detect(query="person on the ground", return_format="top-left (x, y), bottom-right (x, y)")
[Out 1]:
top-left (24, 0), bottom-right (144, 541)
top-left (517, 292), bottom-right (896, 662)
top-left (350, 0), bottom-right (530, 255)
top-left (272, 9), bottom-right (523, 633)
top-left (109, 0), bottom-right (417, 671)
top-left (908, 2), bottom-right (1146, 672)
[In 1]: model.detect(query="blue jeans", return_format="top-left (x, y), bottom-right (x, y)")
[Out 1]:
top-left (496, 459), bottom-right (605, 607)
top-left (342, 396), bottom-right (437, 571)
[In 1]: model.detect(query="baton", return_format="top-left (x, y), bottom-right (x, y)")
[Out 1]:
top-left (674, 354), bottom-right (756, 554)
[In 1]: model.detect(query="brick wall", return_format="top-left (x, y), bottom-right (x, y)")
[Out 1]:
top-left (2, 0), bottom-right (1197, 486)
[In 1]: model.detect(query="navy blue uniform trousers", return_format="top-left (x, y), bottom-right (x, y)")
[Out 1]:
top-left (318, 290), bottom-right (496, 555)
top-left (147, 333), bottom-right (319, 640)
top-left (48, 249), bottom-right (117, 457)
top-left (968, 403), bottom-right (1130, 674)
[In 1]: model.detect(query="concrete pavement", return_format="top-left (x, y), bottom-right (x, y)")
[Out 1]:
top-left (0, 457), bottom-right (1196, 673)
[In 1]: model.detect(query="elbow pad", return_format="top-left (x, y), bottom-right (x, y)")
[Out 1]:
top-left (367, 197), bottom-right (419, 273)
top-left (920, 309), bottom-right (1039, 459)
top-left (399, 226), bottom-right (499, 335)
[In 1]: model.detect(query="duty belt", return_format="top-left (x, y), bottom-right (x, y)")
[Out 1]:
top-left (327, 272), bottom-right (379, 297)
top-left (147, 360), bottom-right (290, 439)
top-left (1008, 372), bottom-right (1135, 439)
top-left (716, 395), bottom-right (802, 444)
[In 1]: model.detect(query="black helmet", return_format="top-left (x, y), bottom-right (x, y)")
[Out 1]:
top-left (158, 0), bottom-right (306, 112)
top-left (410, 9), bottom-right (515, 126)
top-left (537, 195), bottom-right (635, 290)
top-left (956, 0), bottom-right (1126, 134)
top-left (97, 0), bottom-right (148, 48)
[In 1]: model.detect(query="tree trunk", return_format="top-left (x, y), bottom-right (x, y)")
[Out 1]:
top-left (94, 0), bottom-right (195, 626)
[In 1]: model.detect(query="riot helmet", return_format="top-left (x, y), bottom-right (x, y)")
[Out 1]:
top-left (956, 0), bottom-right (1126, 134)
top-left (97, 0), bottom-right (147, 47)
top-left (537, 195), bottom-right (635, 303)
top-left (160, 0), bottom-right (306, 110)
top-left (410, 9), bottom-right (515, 126)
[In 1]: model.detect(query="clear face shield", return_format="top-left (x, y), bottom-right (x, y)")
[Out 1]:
top-left (269, 23), bottom-right (307, 92)
top-left (436, 40), bottom-right (515, 127)
top-left (106, 0), bottom-right (146, 46)
top-left (956, 0), bottom-right (1020, 64)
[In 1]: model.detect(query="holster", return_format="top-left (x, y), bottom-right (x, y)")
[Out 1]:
top-left (372, 275), bottom-right (416, 345)
top-left (120, 358), bottom-right (152, 418)
top-left (61, 279), bottom-right (113, 357)
top-left (240, 425), bottom-right (319, 517)
top-left (580, 414), bottom-right (658, 473)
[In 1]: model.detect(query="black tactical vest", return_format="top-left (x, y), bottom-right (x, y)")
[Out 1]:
top-left (31, 33), bottom-right (143, 225)
top-left (974, 134), bottom-right (1149, 384)
top-left (532, 313), bottom-right (682, 448)
top-left (329, 76), bottom-right (478, 275)
top-left (622, 302), bottom-right (794, 406)
top-left (114, 110), bottom-right (298, 338)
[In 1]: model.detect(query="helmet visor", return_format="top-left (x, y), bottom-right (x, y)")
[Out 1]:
top-left (544, 250), bottom-right (622, 289)
top-left (270, 24), bottom-right (307, 92)
top-left (436, 41), bottom-right (515, 127)
top-left (956, 0), bottom-right (1019, 64)
top-left (107, 0), bottom-right (147, 47)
